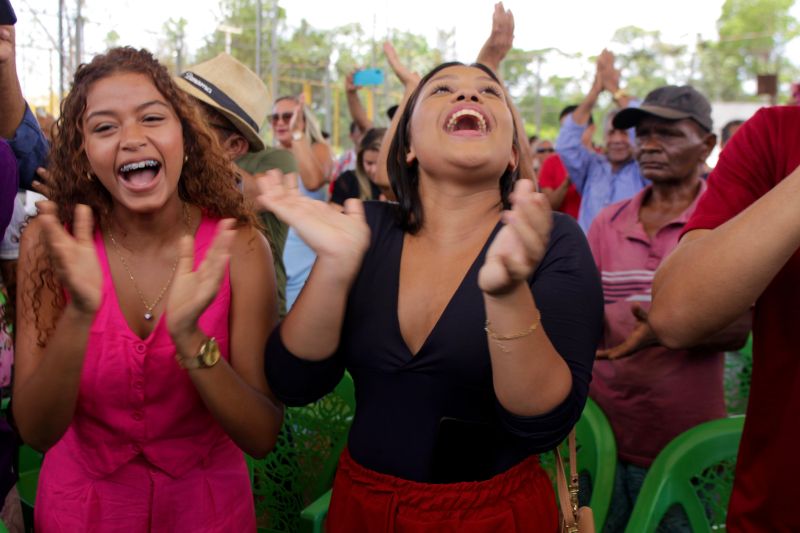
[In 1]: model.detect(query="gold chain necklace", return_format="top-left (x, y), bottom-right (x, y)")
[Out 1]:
top-left (106, 204), bottom-right (191, 321)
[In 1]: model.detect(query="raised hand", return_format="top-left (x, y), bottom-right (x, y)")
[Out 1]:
top-left (383, 42), bottom-right (420, 90)
top-left (166, 219), bottom-right (236, 343)
top-left (0, 26), bottom-right (13, 64)
top-left (596, 304), bottom-right (658, 360)
top-left (38, 202), bottom-right (102, 315)
top-left (255, 169), bottom-right (370, 281)
top-left (596, 49), bottom-right (620, 93)
top-left (345, 70), bottom-right (361, 93)
top-left (477, 2), bottom-right (515, 73)
top-left (479, 179), bottom-right (552, 296)
top-left (288, 95), bottom-right (305, 141)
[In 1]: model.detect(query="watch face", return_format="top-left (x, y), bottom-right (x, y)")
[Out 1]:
top-left (201, 339), bottom-right (221, 367)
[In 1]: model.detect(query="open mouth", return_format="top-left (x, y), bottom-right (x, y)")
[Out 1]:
top-left (445, 108), bottom-right (489, 136)
top-left (118, 159), bottom-right (162, 189)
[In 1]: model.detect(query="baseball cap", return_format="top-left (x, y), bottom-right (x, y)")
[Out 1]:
top-left (613, 85), bottom-right (712, 132)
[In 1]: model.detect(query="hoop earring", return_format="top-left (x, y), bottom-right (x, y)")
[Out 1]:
top-left (86, 172), bottom-right (95, 182)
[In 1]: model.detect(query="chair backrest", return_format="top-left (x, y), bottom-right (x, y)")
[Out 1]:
top-left (539, 397), bottom-right (617, 531)
top-left (575, 397), bottom-right (617, 529)
top-left (724, 334), bottom-right (752, 415)
top-left (248, 373), bottom-right (356, 533)
top-left (624, 416), bottom-right (744, 533)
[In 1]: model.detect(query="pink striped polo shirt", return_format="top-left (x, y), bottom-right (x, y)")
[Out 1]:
top-left (586, 181), bottom-right (726, 467)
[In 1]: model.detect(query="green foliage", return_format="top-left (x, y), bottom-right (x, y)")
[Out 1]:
top-left (697, 0), bottom-right (800, 101)
top-left (611, 26), bottom-right (689, 99)
top-left (104, 30), bottom-right (120, 51)
top-left (192, 0), bottom-right (444, 149)
top-left (173, 0), bottom-right (800, 150)
top-left (158, 18), bottom-right (188, 74)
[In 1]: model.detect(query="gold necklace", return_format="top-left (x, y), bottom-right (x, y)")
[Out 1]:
top-left (106, 204), bottom-right (191, 321)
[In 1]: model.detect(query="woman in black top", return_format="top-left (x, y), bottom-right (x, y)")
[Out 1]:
top-left (258, 60), bottom-right (602, 531)
top-left (330, 127), bottom-right (388, 205)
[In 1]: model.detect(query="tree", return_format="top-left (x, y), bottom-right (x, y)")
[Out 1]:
top-left (104, 30), bottom-right (120, 51)
top-left (158, 18), bottom-right (188, 74)
top-left (611, 26), bottom-right (689, 99)
top-left (696, 0), bottom-right (800, 101)
top-left (195, 0), bottom-right (442, 149)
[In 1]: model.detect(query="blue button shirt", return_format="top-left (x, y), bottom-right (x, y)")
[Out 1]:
top-left (7, 104), bottom-right (49, 191)
top-left (556, 114), bottom-right (649, 234)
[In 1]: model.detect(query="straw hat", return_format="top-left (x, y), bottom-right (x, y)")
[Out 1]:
top-left (176, 53), bottom-right (269, 152)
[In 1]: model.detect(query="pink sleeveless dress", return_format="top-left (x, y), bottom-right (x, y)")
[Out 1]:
top-left (35, 215), bottom-right (256, 532)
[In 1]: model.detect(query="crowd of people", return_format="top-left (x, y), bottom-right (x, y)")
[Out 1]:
top-left (0, 0), bottom-right (797, 531)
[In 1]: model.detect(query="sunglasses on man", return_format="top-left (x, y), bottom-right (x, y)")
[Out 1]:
top-left (536, 147), bottom-right (555, 154)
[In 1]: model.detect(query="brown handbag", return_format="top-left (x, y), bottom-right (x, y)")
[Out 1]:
top-left (554, 430), bottom-right (595, 533)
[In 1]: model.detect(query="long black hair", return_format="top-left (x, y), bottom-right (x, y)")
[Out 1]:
top-left (386, 62), bottom-right (521, 234)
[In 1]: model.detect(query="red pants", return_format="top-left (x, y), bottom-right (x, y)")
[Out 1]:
top-left (326, 449), bottom-right (558, 533)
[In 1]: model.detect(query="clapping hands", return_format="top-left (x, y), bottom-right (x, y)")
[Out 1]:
top-left (37, 202), bottom-right (102, 316)
top-left (479, 180), bottom-right (552, 296)
top-left (477, 2), bottom-right (515, 73)
top-left (255, 169), bottom-right (370, 282)
top-left (166, 219), bottom-right (237, 344)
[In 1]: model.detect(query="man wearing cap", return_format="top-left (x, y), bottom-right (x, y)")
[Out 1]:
top-left (585, 84), bottom-right (750, 532)
top-left (176, 53), bottom-right (297, 316)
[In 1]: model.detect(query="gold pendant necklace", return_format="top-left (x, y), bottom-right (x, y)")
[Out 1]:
top-left (106, 204), bottom-right (191, 321)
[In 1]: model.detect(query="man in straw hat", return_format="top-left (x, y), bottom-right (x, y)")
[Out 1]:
top-left (176, 53), bottom-right (297, 316)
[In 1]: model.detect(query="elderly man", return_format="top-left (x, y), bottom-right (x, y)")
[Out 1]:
top-left (586, 85), bottom-right (749, 532)
top-left (557, 50), bottom-right (647, 233)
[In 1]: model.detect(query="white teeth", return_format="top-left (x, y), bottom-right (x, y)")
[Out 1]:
top-left (119, 160), bottom-right (159, 174)
top-left (446, 109), bottom-right (487, 133)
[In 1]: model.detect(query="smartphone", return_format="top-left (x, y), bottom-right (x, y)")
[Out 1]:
top-left (353, 68), bottom-right (384, 87)
top-left (0, 0), bottom-right (16, 25)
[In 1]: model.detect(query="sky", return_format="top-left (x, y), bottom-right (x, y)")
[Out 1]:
top-left (12, 0), bottom-right (800, 106)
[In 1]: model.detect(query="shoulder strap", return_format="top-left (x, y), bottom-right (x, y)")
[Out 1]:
top-left (555, 429), bottom-right (579, 532)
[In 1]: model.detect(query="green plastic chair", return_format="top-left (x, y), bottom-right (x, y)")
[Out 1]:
top-left (17, 444), bottom-right (43, 533)
top-left (249, 373), bottom-right (355, 532)
top-left (624, 416), bottom-right (744, 533)
top-left (724, 334), bottom-right (753, 415)
top-left (300, 397), bottom-right (618, 533)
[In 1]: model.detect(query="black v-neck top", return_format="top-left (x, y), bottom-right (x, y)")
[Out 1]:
top-left (265, 201), bottom-right (603, 483)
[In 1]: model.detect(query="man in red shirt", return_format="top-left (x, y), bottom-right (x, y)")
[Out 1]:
top-left (651, 105), bottom-right (800, 531)
top-left (538, 105), bottom-right (592, 219)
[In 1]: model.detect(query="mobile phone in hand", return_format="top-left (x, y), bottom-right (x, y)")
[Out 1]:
top-left (353, 68), bottom-right (384, 87)
top-left (0, 0), bottom-right (16, 25)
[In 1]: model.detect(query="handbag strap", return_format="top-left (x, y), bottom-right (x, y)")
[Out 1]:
top-left (555, 429), bottom-right (579, 532)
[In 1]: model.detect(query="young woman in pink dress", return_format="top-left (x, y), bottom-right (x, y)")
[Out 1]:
top-left (13, 47), bottom-right (283, 532)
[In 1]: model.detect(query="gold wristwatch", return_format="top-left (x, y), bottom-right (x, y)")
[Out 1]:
top-left (178, 337), bottom-right (221, 370)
